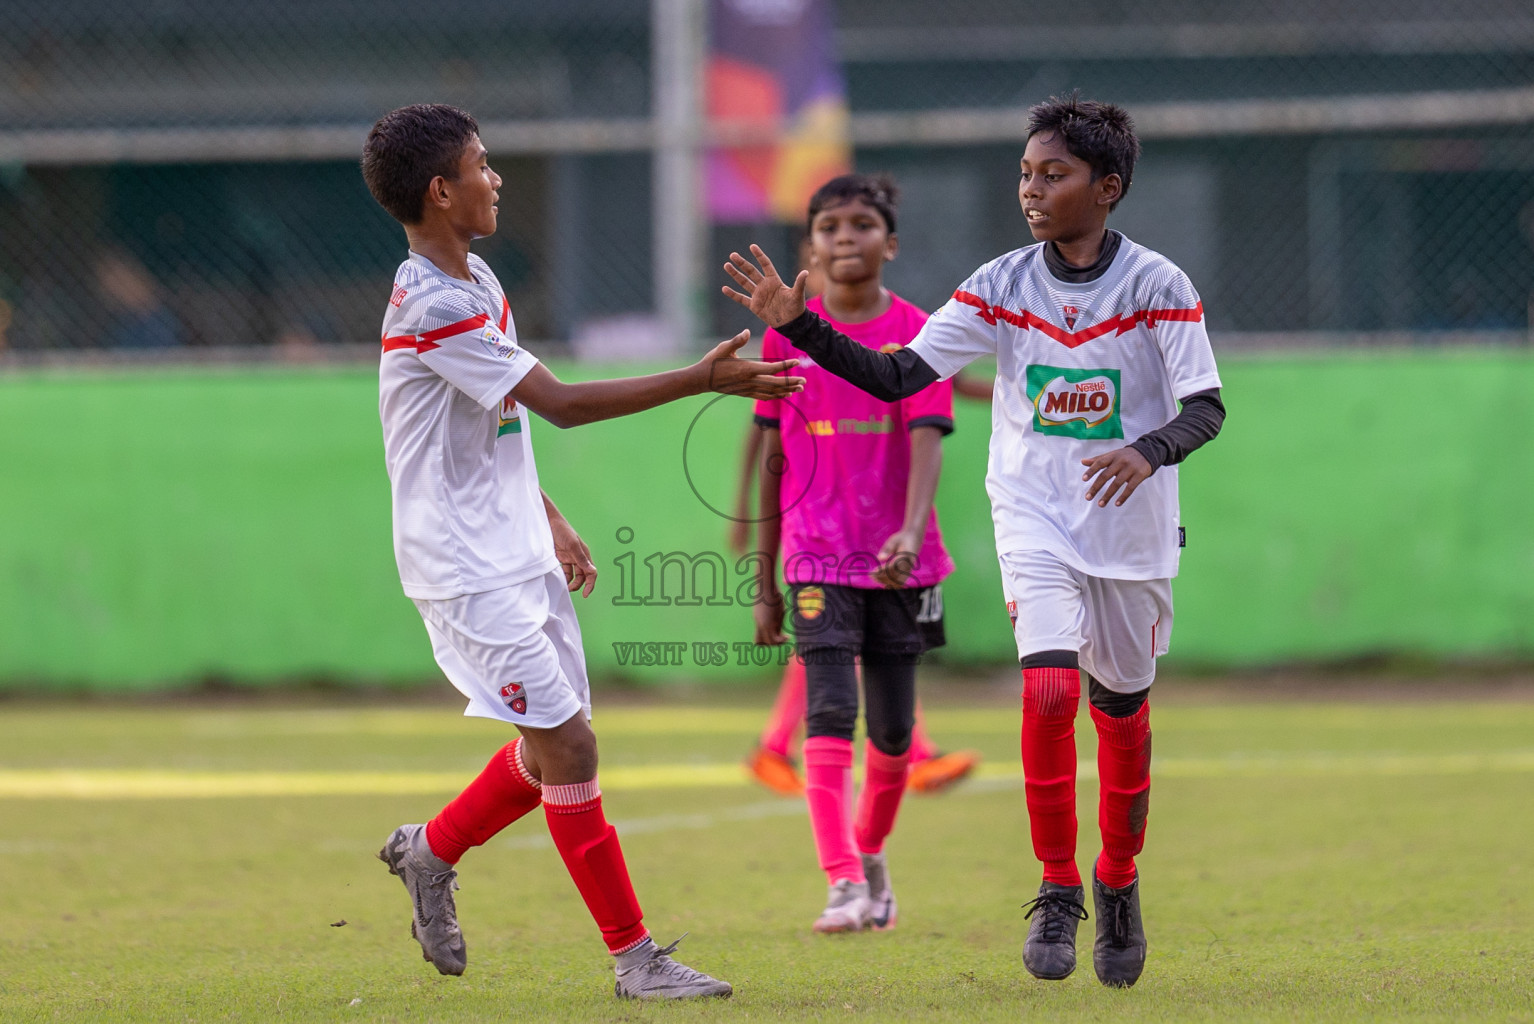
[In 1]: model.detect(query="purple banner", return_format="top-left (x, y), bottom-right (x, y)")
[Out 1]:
top-left (707, 0), bottom-right (851, 223)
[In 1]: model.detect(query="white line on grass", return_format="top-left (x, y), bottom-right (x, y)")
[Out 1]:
top-left (499, 797), bottom-right (813, 850)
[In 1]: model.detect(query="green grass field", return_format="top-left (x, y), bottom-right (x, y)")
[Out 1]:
top-left (3, 680), bottom-right (1533, 1023)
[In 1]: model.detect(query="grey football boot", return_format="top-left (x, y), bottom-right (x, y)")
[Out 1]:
top-left (613, 936), bottom-right (733, 999)
top-left (812, 878), bottom-right (872, 933)
top-left (1092, 860), bottom-right (1147, 988)
top-left (377, 824), bottom-right (467, 976)
top-left (1021, 881), bottom-right (1088, 980)
top-left (861, 852), bottom-right (898, 930)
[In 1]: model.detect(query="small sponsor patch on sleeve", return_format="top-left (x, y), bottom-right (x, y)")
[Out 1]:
top-left (479, 325), bottom-right (519, 360)
top-left (390, 286), bottom-right (408, 307)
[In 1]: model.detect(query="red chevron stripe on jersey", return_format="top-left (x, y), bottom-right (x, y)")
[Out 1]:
top-left (499, 294), bottom-right (510, 332)
top-left (381, 312), bottom-right (493, 353)
top-left (952, 290), bottom-right (1203, 350)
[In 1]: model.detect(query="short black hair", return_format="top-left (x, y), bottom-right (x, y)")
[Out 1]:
top-left (1026, 94), bottom-right (1140, 211)
top-left (807, 173), bottom-right (898, 233)
top-left (362, 104), bottom-right (480, 225)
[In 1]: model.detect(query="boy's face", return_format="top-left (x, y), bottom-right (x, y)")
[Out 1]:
top-left (435, 135), bottom-right (501, 239)
top-left (807, 198), bottom-right (897, 287)
top-left (1018, 132), bottom-right (1120, 244)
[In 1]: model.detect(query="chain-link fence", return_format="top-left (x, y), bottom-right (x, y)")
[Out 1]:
top-left (1, 0), bottom-right (1531, 356)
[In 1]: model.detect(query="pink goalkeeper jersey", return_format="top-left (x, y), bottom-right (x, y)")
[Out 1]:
top-left (755, 293), bottom-right (956, 590)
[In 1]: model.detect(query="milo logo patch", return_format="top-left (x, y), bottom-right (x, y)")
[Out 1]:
top-left (1025, 365), bottom-right (1123, 439)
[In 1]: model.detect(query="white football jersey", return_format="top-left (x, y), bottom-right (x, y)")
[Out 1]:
top-left (378, 251), bottom-right (557, 599)
top-left (910, 235), bottom-right (1221, 580)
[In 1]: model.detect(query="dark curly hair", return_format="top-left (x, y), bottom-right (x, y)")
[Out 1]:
top-left (362, 104), bottom-right (480, 225)
top-left (807, 173), bottom-right (899, 233)
top-left (1026, 94), bottom-right (1140, 211)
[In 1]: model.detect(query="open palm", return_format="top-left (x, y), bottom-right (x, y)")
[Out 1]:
top-left (721, 244), bottom-right (809, 328)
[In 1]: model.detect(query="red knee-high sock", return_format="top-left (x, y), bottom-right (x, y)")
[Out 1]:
top-left (1092, 702), bottom-right (1151, 889)
top-left (803, 735), bottom-right (863, 884)
top-left (759, 657), bottom-right (808, 757)
top-left (853, 741), bottom-right (911, 854)
top-left (1021, 667), bottom-right (1082, 886)
top-left (542, 779), bottom-right (650, 954)
top-left (426, 737), bottom-right (544, 864)
top-left (908, 702), bottom-right (937, 763)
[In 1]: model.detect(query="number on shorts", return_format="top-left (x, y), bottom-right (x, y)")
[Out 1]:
top-left (916, 585), bottom-right (944, 624)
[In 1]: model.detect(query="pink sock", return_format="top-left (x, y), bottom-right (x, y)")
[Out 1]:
top-left (854, 741), bottom-right (911, 854)
top-left (760, 658), bottom-right (807, 757)
top-left (803, 735), bottom-right (863, 884)
top-left (908, 702), bottom-right (938, 762)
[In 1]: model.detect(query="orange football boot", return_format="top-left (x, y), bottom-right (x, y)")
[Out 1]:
top-left (744, 745), bottom-right (804, 795)
top-left (906, 750), bottom-right (981, 794)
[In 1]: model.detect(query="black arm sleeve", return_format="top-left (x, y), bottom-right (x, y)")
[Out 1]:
top-left (776, 310), bottom-right (941, 402)
top-left (1128, 389), bottom-right (1226, 471)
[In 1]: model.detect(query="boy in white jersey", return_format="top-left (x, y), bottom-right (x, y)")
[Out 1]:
top-left (362, 104), bottom-right (802, 1000)
top-left (723, 95), bottom-right (1224, 989)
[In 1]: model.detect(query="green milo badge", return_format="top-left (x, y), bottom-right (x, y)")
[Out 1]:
top-left (1025, 364), bottom-right (1123, 439)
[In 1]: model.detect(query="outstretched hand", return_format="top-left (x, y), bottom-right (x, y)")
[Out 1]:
top-left (721, 245), bottom-right (809, 328)
top-left (700, 330), bottom-right (804, 399)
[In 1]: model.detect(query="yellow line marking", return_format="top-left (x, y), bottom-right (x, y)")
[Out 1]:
top-left (1151, 751), bottom-right (1534, 778)
top-left (1, 751), bottom-right (1532, 799)
top-left (0, 764), bottom-right (748, 799)
top-left (0, 771), bottom-right (470, 799)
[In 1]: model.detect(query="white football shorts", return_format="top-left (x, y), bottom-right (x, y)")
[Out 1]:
top-left (999, 549), bottom-right (1173, 693)
top-left (412, 569), bottom-right (592, 729)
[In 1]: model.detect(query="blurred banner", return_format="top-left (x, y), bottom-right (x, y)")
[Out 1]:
top-left (706, 0), bottom-right (851, 223)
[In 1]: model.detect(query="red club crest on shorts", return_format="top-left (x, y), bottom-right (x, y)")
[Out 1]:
top-left (500, 682), bottom-right (528, 715)
top-left (1006, 599), bottom-right (1018, 626)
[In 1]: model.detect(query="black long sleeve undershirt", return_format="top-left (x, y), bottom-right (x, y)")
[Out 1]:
top-left (777, 310), bottom-right (938, 402)
top-left (1127, 389), bottom-right (1225, 470)
top-left (777, 308), bottom-right (1225, 469)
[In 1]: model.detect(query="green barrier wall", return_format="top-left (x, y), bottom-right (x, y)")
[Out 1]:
top-left (1, 351), bottom-right (1530, 692)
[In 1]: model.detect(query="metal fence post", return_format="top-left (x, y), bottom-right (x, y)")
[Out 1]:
top-left (652, 0), bottom-right (705, 352)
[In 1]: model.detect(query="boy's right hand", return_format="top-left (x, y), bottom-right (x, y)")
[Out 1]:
top-left (700, 330), bottom-right (804, 398)
top-left (722, 245), bottom-right (809, 328)
top-left (753, 590), bottom-right (788, 646)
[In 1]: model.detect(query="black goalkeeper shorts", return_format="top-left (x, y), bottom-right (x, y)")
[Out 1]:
top-left (788, 582), bottom-right (946, 659)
